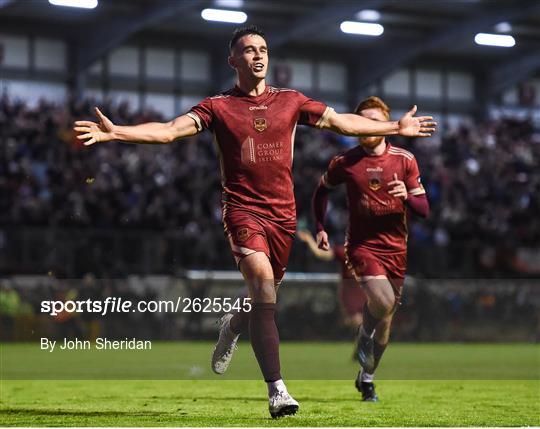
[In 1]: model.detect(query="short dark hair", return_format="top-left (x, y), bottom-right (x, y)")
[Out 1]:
top-left (229, 25), bottom-right (266, 52)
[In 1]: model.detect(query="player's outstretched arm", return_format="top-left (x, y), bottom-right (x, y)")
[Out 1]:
top-left (320, 105), bottom-right (436, 138)
top-left (74, 107), bottom-right (199, 146)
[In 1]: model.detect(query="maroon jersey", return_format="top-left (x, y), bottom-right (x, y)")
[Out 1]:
top-left (323, 143), bottom-right (425, 253)
top-left (188, 86), bottom-right (330, 221)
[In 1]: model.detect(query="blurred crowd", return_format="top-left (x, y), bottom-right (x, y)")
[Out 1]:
top-left (1, 94), bottom-right (540, 276)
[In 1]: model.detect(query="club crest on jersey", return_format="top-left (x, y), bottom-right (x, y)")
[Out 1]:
top-left (253, 117), bottom-right (267, 132)
top-left (237, 228), bottom-right (249, 242)
top-left (368, 178), bottom-right (381, 191)
top-left (367, 168), bottom-right (383, 191)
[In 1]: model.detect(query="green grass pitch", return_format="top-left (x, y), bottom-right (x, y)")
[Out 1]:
top-left (1, 342), bottom-right (539, 426)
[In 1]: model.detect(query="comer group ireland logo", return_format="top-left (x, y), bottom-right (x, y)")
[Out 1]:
top-left (241, 137), bottom-right (284, 164)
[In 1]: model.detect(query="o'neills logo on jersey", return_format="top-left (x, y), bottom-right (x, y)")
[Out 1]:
top-left (253, 117), bottom-right (267, 132)
top-left (366, 167), bottom-right (383, 172)
top-left (249, 105), bottom-right (268, 110)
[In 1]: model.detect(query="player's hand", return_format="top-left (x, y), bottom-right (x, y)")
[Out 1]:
top-left (316, 230), bottom-right (330, 251)
top-left (388, 173), bottom-right (408, 200)
top-left (398, 105), bottom-right (436, 138)
top-left (297, 230), bottom-right (312, 243)
top-left (74, 107), bottom-right (116, 146)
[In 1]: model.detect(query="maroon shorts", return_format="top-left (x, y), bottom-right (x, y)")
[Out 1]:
top-left (339, 279), bottom-right (367, 316)
top-left (223, 207), bottom-right (296, 284)
top-left (345, 245), bottom-right (407, 301)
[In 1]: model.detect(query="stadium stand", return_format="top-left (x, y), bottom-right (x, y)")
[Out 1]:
top-left (2, 95), bottom-right (539, 278)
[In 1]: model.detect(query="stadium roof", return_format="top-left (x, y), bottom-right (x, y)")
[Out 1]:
top-left (1, 0), bottom-right (539, 95)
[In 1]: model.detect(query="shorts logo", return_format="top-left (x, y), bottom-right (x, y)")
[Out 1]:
top-left (368, 178), bottom-right (381, 191)
top-left (253, 117), bottom-right (267, 132)
top-left (237, 228), bottom-right (249, 242)
top-left (352, 259), bottom-right (367, 279)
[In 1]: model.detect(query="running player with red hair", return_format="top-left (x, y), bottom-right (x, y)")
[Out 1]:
top-left (313, 96), bottom-right (430, 401)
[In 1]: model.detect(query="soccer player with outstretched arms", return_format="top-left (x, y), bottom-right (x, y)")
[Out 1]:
top-left (74, 26), bottom-right (436, 417)
top-left (312, 96), bottom-right (430, 401)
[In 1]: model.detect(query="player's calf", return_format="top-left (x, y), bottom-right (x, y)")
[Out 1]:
top-left (356, 327), bottom-right (375, 373)
top-left (355, 302), bottom-right (377, 371)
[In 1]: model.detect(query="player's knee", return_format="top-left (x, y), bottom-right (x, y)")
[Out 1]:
top-left (240, 252), bottom-right (273, 279)
top-left (250, 280), bottom-right (276, 303)
top-left (377, 287), bottom-right (396, 315)
top-left (370, 297), bottom-right (393, 317)
top-left (366, 288), bottom-right (393, 315)
top-left (380, 299), bottom-right (394, 317)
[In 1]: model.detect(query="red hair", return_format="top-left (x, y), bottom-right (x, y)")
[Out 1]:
top-left (354, 96), bottom-right (390, 120)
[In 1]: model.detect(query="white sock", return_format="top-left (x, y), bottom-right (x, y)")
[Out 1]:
top-left (360, 369), bottom-right (374, 383)
top-left (267, 379), bottom-right (287, 396)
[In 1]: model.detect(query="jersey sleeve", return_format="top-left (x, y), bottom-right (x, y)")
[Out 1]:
top-left (296, 92), bottom-right (332, 128)
top-left (405, 156), bottom-right (426, 196)
top-left (187, 97), bottom-right (214, 131)
top-left (321, 155), bottom-right (346, 188)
